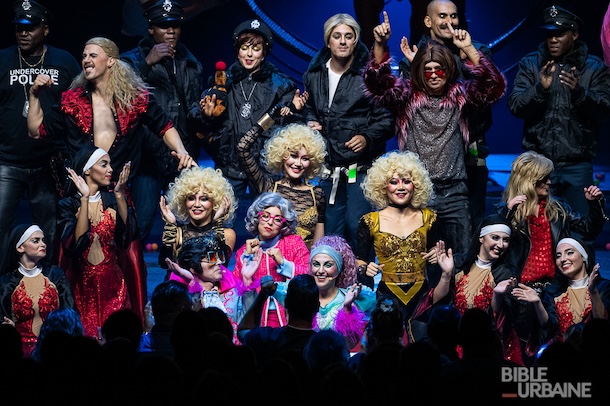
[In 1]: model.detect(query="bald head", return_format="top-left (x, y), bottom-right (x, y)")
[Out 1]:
top-left (427, 0), bottom-right (457, 15)
top-left (425, 0), bottom-right (459, 42)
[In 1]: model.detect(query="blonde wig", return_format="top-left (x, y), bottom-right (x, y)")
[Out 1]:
top-left (323, 13), bottom-right (360, 45)
top-left (361, 150), bottom-right (433, 210)
top-left (502, 151), bottom-right (565, 224)
top-left (71, 37), bottom-right (150, 114)
top-left (262, 123), bottom-right (327, 182)
top-left (166, 167), bottom-right (237, 224)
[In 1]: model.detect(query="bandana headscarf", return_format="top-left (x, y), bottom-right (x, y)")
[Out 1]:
top-left (310, 245), bottom-right (343, 273)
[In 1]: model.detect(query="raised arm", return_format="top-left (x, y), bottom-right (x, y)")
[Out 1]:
top-left (511, 283), bottom-right (549, 326)
top-left (236, 115), bottom-right (275, 195)
top-left (372, 11), bottom-right (392, 64)
top-left (27, 74), bottom-right (54, 138)
top-left (447, 24), bottom-right (480, 65)
top-left (589, 265), bottom-right (607, 319)
top-left (113, 162), bottom-right (131, 225)
top-left (65, 167), bottom-right (91, 241)
top-left (432, 240), bottom-right (454, 304)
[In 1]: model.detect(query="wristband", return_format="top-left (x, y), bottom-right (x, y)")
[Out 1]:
top-left (256, 113), bottom-right (275, 131)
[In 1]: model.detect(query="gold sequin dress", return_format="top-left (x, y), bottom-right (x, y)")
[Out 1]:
top-left (356, 208), bottom-right (437, 307)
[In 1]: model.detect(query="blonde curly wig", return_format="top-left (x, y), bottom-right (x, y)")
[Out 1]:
top-left (165, 167), bottom-right (237, 224)
top-left (361, 150), bottom-right (433, 210)
top-left (261, 123), bottom-right (327, 183)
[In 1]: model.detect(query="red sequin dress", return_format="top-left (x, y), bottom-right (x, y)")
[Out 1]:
top-left (0, 266), bottom-right (74, 357)
top-left (72, 208), bottom-right (130, 337)
top-left (58, 193), bottom-right (142, 338)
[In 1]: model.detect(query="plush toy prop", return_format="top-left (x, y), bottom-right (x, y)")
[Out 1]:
top-left (201, 60), bottom-right (228, 117)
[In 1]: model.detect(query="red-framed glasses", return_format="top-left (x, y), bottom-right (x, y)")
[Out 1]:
top-left (258, 211), bottom-right (285, 225)
top-left (424, 68), bottom-right (446, 79)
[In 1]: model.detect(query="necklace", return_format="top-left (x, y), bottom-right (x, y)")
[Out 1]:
top-left (19, 46), bottom-right (47, 68)
top-left (18, 46), bottom-right (47, 118)
top-left (388, 202), bottom-right (411, 209)
top-left (88, 192), bottom-right (103, 224)
top-left (239, 80), bottom-right (258, 118)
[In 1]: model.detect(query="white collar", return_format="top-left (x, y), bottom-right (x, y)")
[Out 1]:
top-left (18, 263), bottom-right (42, 277)
top-left (569, 276), bottom-right (589, 289)
top-left (475, 256), bottom-right (493, 269)
top-left (89, 191), bottom-right (102, 202)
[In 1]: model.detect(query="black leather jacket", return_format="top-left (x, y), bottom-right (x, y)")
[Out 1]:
top-left (302, 42), bottom-right (394, 168)
top-left (201, 60), bottom-right (297, 180)
top-left (508, 41), bottom-right (610, 164)
top-left (121, 36), bottom-right (204, 172)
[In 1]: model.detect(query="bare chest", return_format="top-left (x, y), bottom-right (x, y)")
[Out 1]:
top-left (91, 93), bottom-right (117, 152)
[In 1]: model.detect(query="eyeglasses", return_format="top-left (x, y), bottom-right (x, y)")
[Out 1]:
top-left (535, 175), bottom-right (551, 187)
top-left (258, 211), bottom-right (285, 226)
top-left (424, 68), bottom-right (446, 79)
top-left (201, 250), bottom-right (226, 265)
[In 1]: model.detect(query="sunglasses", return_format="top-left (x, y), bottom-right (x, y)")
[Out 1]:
top-left (201, 250), bottom-right (226, 265)
top-left (15, 24), bottom-right (39, 32)
top-left (535, 175), bottom-right (551, 187)
top-left (424, 68), bottom-right (446, 79)
top-left (155, 21), bottom-right (181, 29)
top-left (258, 211), bottom-right (285, 226)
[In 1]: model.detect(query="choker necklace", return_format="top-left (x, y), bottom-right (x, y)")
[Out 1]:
top-left (475, 255), bottom-right (493, 269)
top-left (388, 202), bottom-right (410, 209)
top-left (239, 80), bottom-right (258, 118)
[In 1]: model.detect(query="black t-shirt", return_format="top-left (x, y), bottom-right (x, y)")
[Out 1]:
top-left (0, 45), bottom-right (80, 168)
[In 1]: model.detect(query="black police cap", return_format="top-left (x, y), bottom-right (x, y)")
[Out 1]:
top-left (12, 0), bottom-right (51, 25)
top-left (233, 19), bottom-right (273, 51)
top-left (540, 5), bottom-right (583, 32)
top-left (144, 0), bottom-right (184, 26)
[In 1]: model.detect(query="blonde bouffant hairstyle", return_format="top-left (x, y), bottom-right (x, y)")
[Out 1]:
top-left (361, 150), bottom-right (433, 210)
top-left (70, 37), bottom-right (150, 114)
top-left (165, 167), bottom-right (237, 225)
top-left (502, 151), bottom-right (566, 224)
top-left (262, 123), bottom-right (327, 183)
